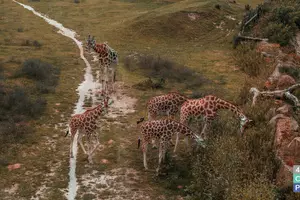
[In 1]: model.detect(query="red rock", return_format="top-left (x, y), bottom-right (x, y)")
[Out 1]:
top-left (7, 163), bottom-right (21, 171)
top-left (101, 159), bottom-right (109, 164)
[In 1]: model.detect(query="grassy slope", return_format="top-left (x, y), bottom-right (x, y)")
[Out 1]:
top-left (1, 0), bottom-right (264, 199)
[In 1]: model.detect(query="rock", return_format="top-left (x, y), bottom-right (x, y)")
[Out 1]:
top-left (7, 163), bottom-right (21, 171)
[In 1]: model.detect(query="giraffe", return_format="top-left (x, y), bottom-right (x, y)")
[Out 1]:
top-left (65, 95), bottom-right (113, 164)
top-left (146, 92), bottom-right (188, 148)
top-left (86, 35), bottom-right (118, 92)
top-left (136, 118), bottom-right (205, 173)
top-left (177, 95), bottom-right (252, 152)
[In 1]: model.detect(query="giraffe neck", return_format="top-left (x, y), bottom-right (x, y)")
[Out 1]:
top-left (172, 120), bottom-right (205, 146)
top-left (86, 103), bottom-right (106, 119)
top-left (215, 98), bottom-right (246, 120)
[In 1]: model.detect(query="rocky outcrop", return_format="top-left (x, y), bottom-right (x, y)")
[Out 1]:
top-left (255, 40), bottom-right (300, 189)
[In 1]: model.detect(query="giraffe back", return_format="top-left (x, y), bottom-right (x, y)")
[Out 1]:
top-left (140, 119), bottom-right (196, 142)
top-left (147, 92), bottom-right (187, 119)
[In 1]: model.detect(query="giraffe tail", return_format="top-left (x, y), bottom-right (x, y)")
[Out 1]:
top-left (137, 137), bottom-right (141, 149)
top-left (65, 130), bottom-right (69, 137)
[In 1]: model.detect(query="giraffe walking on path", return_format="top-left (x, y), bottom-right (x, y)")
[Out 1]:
top-left (178, 95), bottom-right (252, 152)
top-left (137, 118), bottom-right (204, 173)
top-left (86, 35), bottom-right (118, 93)
top-left (65, 95), bottom-right (112, 164)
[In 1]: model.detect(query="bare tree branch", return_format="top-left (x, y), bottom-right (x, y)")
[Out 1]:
top-left (250, 84), bottom-right (300, 107)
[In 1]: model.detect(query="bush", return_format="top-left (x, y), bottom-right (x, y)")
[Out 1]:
top-left (0, 86), bottom-right (47, 119)
top-left (124, 54), bottom-right (209, 89)
top-left (215, 4), bottom-right (221, 10)
top-left (233, 43), bottom-right (268, 77)
top-left (17, 27), bottom-right (23, 32)
top-left (279, 66), bottom-right (300, 81)
top-left (132, 77), bottom-right (165, 90)
top-left (0, 120), bottom-right (33, 145)
top-left (19, 59), bottom-right (60, 93)
top-left (263, 23), bottom-right (295, 46)
top-left (32, 40), bottom-right (42, 48)
top-left (186, 88), bottom-right (279, 199)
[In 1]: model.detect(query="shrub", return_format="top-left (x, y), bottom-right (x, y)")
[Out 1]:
top-left (0, 86), bottom-right (47, 119)
top-left (32, 40), bottom-right (42, 48)
top-left (125, 54), bottom-right (209, 89)
top-left (19, 59), bottom-right (60, 93)
top-left (133, 78), bottom-right (165, 90)
top-left (17, 27), bottom-right (23, 32)
top-left (279, 66), bottom-right (300, 81)
top-left (245, 4), bottom-right (251, 11)
top-left (233, 43), bottom-right (268, 77)
top-left (0, 120), bottom-right (33, 145)
top-left (215, 4), bottom-right (221, 10)
top-left (186, 87), bottom-right (279, 199)
top-left (263, 23), bottom-right (295, 46)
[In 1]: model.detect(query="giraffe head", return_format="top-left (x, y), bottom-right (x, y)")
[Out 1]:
top-left (240, 116), bottom-right (253, 135)
top-left (108, 46), bottom-right (118, 65)
top-left (86, 35), bottom-right (93, 50)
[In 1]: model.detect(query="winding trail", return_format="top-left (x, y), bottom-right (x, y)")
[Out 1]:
top-left (12, 1), bottom-right (101, 199)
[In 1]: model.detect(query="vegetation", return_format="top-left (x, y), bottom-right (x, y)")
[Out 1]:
top-left (0, 58), bottom-right (61, 151)
top-left (124, 54), bottom-right (209, 89)
top-left (241, 0), bottom-right (300, 46)
top-left (17, 59), bottom-right (60, 93)
top-left (233, 43), bottom-right (269, 77)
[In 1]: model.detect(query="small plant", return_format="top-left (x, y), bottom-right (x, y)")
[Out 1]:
top-left (17, 27), bottom-right (23, 32)
top-left (245, 4), bottom-right (251, 11)
top-left (215, 4), bottom-right (221, 10)
top-left (32, 40), bottom-right (42, 48)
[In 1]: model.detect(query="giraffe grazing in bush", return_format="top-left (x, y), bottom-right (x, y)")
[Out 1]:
top-left (86, 35), bottom-right (118, 92)
top-left (147, 92), bottom-right (188, 147)
top-left (178, 95), bottom-right (252, 152)
top-left (136, 118), bottom-right (204, 173)
top-left (65, 95), bottom-right (112, 163)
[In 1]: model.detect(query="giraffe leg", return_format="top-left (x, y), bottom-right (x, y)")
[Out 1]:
top-left (87, 136), bottom-right (94, 164)
top-left (89, 133), bottom-right (100, 158)
top-left (201, 119), bottom-right (210, 139)
top-left (142, 142), bottom-right (149, 170)
top-left (174, 132), bottom-right (179, 153)
top-left (157, 142), bottom-right (168, 174)
top-left (70, 133), bottom-right (75, 158)
top-left (156, 142), bottom-right (163, 173)
top-left (184, 136), bottom-right (189, 151)
top-left (78, 132), bottom-right (87, 155)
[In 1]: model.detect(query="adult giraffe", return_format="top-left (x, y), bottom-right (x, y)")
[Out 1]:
top-left (137, 118), bottom-right (205, 173)
top-left (177, 95), bottom-right (253, 152)
top-left (86, 35), bottom-right (118, 93)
